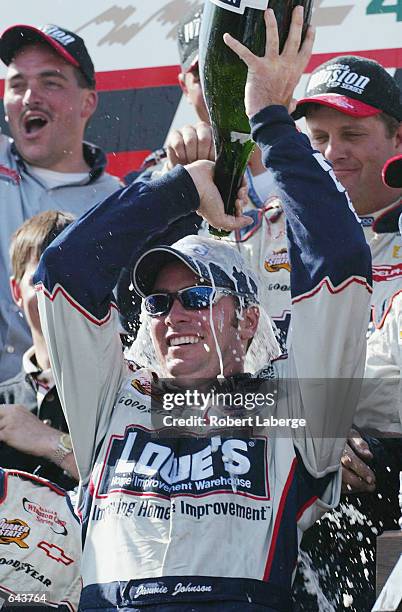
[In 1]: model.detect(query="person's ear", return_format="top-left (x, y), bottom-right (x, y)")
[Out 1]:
top-left (239, 306), bottom-right (260, 341)
top-left (178, 72), bottom-right (189, 97)
top-left (81, 90), bottom-right (98, 120)
top-left (10, 276), bottom-right (22, 308)
top-left (395, 122), bottom-right (402, 152)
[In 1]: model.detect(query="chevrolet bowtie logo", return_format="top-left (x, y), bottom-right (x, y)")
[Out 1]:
top-left (37, 541), bottom-right (74, 565)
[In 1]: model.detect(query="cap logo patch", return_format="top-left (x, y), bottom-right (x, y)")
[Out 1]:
top-left (308, 64), bottom-right (370, 97)
top-left (183, 17), bottom-right (201, 44)
top-left (41, 25), bottom-right (75, 46)
top-left (191, 245), bottom-right (209, 256)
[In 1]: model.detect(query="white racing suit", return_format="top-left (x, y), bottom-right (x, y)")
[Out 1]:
top-left (354, 201), bottom-right (402, 433)
top-left (0, 469), bottom-right (81, 610)
top-left (34, 106), bottom-right (371, 611)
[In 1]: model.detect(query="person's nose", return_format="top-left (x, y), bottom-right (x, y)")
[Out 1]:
top-left (22, 83), bottom-right (43, 108)
top-left (164, 297), bottom-right (192, 326)
top-left (323, 135), bottom-right (348, 165)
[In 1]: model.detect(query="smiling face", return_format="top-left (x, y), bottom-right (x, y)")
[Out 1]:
top-left (4, 43), bottom-right (97, 172)
top-left (305, 106), bottom-right (402, 215)
top-left (149, 262), bottom-right (258, 381)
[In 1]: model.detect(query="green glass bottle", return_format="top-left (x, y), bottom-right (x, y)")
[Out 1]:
top-left (199, 0), bottom-right (313, 237)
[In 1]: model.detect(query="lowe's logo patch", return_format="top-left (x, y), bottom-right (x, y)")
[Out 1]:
top-left (97, 427), bottom-right (269, 499)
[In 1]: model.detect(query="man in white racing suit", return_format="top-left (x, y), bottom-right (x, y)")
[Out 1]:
top-left (291, 54), bottom-right (402, 612)
top-left (34, 9), bottom-right (371, 611)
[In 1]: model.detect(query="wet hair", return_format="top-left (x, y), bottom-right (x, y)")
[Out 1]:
top-left (10, 210), bottom-right (75, 282)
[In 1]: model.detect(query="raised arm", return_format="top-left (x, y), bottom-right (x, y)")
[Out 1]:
top-left (34, 164), bottom-right (250, 480)
top-left (226, 6), bottom-right (372, 475)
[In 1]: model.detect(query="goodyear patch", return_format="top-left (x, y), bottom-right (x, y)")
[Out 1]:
top-left (360, 216), bottom-right (374, 227)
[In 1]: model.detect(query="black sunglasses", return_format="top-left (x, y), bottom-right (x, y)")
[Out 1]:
top-left (144, 285), bottom-right (253, 317)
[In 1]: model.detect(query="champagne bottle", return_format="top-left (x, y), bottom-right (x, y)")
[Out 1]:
top-left (199, 0), bottom-right (313, 237)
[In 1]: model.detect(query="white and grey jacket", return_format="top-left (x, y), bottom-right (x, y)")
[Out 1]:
top-left (0, 134), bottom-right (120, 381)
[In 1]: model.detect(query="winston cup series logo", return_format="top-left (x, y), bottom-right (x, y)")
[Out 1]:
top-left (22, 498), bottom-right (68, 536)
top-left (209, 0), bottom-right (268, 15)
top-left (308, 63), bottom-right (371, 97)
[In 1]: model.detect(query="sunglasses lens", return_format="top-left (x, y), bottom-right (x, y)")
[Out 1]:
top-left (181, 286), bottom-right (215, 309)
top-left (144, 294), bottom-right (171, 316)
top-left (144, 287), bottom-right (219, 316)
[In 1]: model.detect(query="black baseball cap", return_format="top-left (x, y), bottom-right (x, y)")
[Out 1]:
top-left (0, 24), bottom-right (95, 87)
top-left (133, 235), bottom-right (259, 304)
top-left (293, 55), bottom-right (402, 121)
top-left (382, 155), bottom-right (402, 188)
top-left (177, 4), bottom-right (203, 72)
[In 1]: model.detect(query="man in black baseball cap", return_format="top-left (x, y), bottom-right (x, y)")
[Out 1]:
top-left (0, 24), bottom-right (120, 383)
top-left (292, 54), bottom-right (402, 216)
top-left (293, 54), bottom-right (402, 218)
top-left (293, 55), bottom-right (402, 122)
top-left (176, 4), bottom-right (210, 123)
top-left (0, 24), bottom-right (95, 88)
top-left (0, 22), bottom-right (101, 179)
top-left (291, 55), bottom-right (402, 612)
top-left (177, 5), bottom-right (202, 74)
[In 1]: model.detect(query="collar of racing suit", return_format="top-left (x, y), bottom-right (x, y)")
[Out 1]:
top-left (360, 198), bottom-right (402, 234)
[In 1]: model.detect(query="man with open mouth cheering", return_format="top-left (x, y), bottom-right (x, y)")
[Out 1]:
top-left (0, 23), bottom-right (120, 382)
